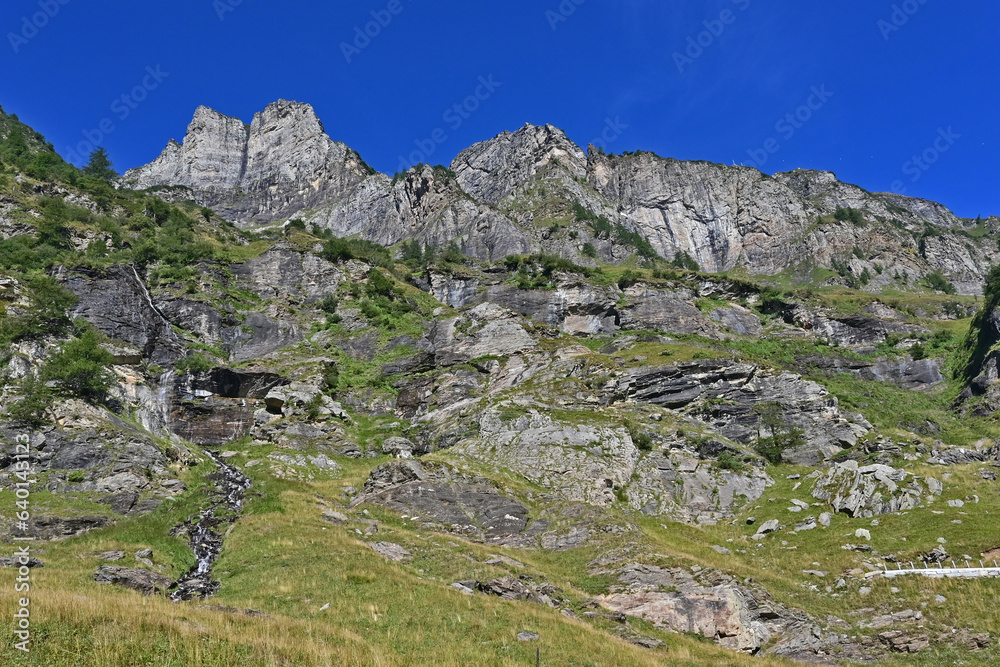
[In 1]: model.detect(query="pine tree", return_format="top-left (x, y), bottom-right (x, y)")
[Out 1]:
top-left (82, 147), bottom-right (118, 181)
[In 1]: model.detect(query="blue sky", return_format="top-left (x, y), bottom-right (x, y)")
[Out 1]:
top-left (1, 0), bottom-right (997, 217)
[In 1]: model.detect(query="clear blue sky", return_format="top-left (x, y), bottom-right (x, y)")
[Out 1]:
top-left (1, 0), bottom-right (996, 217)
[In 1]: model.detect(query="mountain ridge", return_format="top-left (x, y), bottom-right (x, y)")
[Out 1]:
top-left (121, 100), bottom-right (999, 295)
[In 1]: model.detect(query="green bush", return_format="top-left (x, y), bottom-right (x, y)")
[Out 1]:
top-left (321, 236), bottom-right (393, 268)
top-left (625, 421), bottom-right (654, 452)
top-left (716, 450), bottom-right (745, 472)
top-left (318, 295), bottom-right (339, 314)
top-left (835, 207), bottom-right (865, 225)
top-left (0, 275), bottom-right (77, 345)
top-left (671, 251), bottom-right (700, 272)
top-left (366, 269), bottom-right (399, 299)
top-left (3, 374), bottom-right (53, 426)
top-left (752, 402), bottom-right (804, 465)
top-left (923, 271), bottom-right (957, 295)
top-left (321, 362), bottom-right (340, 393)
top-left (439, 242), bottom-right (464, 264)
top-left (582, 243), bottom-right (597, 258)
top-left (617, 270), bottom-right (643, 289)
top-left (43, 326), bottom-right (115, 401)
top-left (176, 353), bottom-right (214, 375)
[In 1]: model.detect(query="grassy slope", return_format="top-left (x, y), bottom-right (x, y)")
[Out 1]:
top-left (0, 453), bottom-right (797, 666)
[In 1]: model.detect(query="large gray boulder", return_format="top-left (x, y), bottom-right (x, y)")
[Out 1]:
top-left (94, 566), bottom-right (173, 595)
top-left (354, 460), bottom-right (531, 542)
top-left (811, 461), bottom-right (939, 518)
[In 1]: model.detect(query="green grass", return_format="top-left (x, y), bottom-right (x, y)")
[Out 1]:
top-left (0, 452), bottom-right (794, 666)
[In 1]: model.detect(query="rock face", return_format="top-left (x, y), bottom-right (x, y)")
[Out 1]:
top-left (0, 402), bottom-right (185, 530)
top-left (803, 354), bottom-right (945, 391)
top-left (418, 303), bottom-right (537, 367)
top-left (615, 360), bottom-right (871, 465)
top-left (354, 460), bottom-right (532, 542)
top-left (625, 452), bottom-right (771, 524)
top-left (122, 104), bottom-right (998, 291)
top-left (811, 461), bottom-right (939, 518)
top-left (462, 410), bottom-right (640, 507)
top-left (66, 266), bottom-right (185, 366)
top-left (595, 562), bottom-right (862, 661)
top-left (452, 123), bottom-right (588, 205)
top-left (121, 101), bottom-right (371, 225)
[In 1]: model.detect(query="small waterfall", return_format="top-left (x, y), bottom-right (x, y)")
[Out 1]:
top-left (156, 370), bottom-right (175, 433)
top-left (169, 450), bottom-right (251, 601)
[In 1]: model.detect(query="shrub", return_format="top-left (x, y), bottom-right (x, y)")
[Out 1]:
top-left (439, 242), bottom-right (464, 264)
top-left (321, 236), bottom-right (393, 268)
top-left (923, 271), bottom-right (957, 295)
top-left (0, 275), bottom-right (77, 344)
top-left (835, 207), bottom-right (865, 225)
top-left (671, 251), bottom-right (700, 272)
top-left (625, 421), bottom-right (654, 452)
top-left (716, 450), bottom-right (745, 472)
top-left (321, 362), bottom-right (340, 393)
top-left (4, 374), bottom-right (53, 426)
top-left (400, 240), bottom-right (424, 263)
top-left (176, 353), bottom-right (214, 375)
top-left (318, 295), bottom-right (339, 314)
top-left (617, 270), bottom-right (643, 289)
top-left (366, 270), bottom-right (399, 299)
top-left (582, 243), bottom-right (597, 258)
top-left (44, 326), bottom-right (115, 401)
top-left (911, 343), bottom-right (927, 360)
top-left (752, 402), bottom-right (804, 465)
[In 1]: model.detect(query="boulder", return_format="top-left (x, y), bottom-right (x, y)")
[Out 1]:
top-left (381, 437), bottom-right (415, 459)
top-left (94, 566), bottom-right (172, 595)
top-left (368, 542), bottom-right (411, 562)
top-left (354, 460), bottom-right (531, 542)
top-left (811, 461), bottom-right (932, 518)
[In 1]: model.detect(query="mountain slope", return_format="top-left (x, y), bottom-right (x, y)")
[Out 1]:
top-left (2, 105), bottom-right (1000, 666)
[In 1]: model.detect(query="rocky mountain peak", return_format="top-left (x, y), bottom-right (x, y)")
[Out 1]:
top-left (121, 100), bottom-right (371, 225)
top-left (123, 105), bottom-right (248, 192)
top-left (451, 122), bottom-right (588, 205)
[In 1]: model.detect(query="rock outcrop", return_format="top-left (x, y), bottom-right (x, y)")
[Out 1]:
top-left (595, 562), bottom-right (863, 661)
top-left (614, 360), bottom-right (871, 465)
top-left (353, 460), bottom-right (532, 542)
top-left (811, 461), bottom-right (940, 518)
top-left (94, 565), bottom-right (173, 595)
